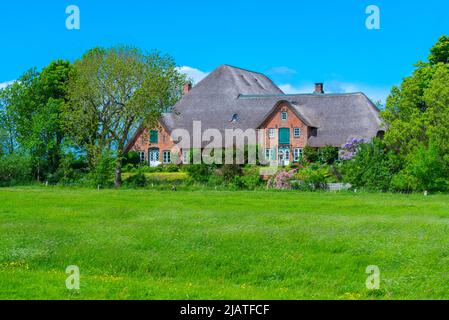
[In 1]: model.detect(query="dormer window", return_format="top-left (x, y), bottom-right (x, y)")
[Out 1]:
top-left (230, 114), bottom-right (240, 122)
top-left (281, 112), bottom-right (288, 121)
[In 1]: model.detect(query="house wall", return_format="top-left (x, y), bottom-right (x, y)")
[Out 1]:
top-left (129, 123), bottom-right (176, 164)
top-left (128, 102), bottom-right (310, 165)
top-left (260, 102), bottom-right (309, 162)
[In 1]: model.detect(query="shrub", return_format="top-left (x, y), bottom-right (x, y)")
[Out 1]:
top-left (304, 146), bottom-right (339, 164)
top-left (391, 145), bottom-right (449, 192)
top-left (390, 172), bottom-right (419, 193)
top-left (232, 166), bottom-right (263, 190)
top-left (304, 146), bottom-right (319, 163)
top-left (162, 164), bottom-right (180, 173)
top-left (339, 138), bottom-right (368, 161)
top-left (123, 171), bottom-right (148, 188)
top-left (267, 169), bottom-right (297, 190)
top-left (50, 153), bottom-right (87, 185)
top-left (186, 164), bottom-right (215, 183)
top-left (342, 139), bottom-right (401, 192)
top-left (220, 164), bottom-right (243, 183)
top-left (293, 165), bottom-right (330, 191)
top-left (122, 163), bottom-right (137, 173)
top-left (88, 151), bottom-right (115, 187)
top-left (124, 151), bottom-right (141, 166)
top-left (318, 146), bottom-right (339, 164)
top-left (0, 154), bottom-right (33, 186)
top-left (207, 173), bottom-right (225, 188)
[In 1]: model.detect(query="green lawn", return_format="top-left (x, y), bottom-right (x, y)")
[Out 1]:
top-left (1, 188), bottom-right (449, 300)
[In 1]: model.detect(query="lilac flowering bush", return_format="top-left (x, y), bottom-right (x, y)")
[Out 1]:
top-left (267, 169), bottom-right (297, 190)
top-left (339, 138), bottom-right (368, 161)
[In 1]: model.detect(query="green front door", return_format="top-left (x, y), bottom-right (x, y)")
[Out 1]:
top-left (279, 128), bottom-right (290, 145)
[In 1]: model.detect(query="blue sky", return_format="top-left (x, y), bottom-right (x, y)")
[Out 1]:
top-left (0, 0), bottom-right (448, 102)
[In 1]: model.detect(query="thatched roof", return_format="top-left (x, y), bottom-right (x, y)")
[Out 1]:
top-left (160, 65), bottom-right (384, 148)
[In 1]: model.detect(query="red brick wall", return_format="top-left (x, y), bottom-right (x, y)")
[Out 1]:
top-left (260, 102), bottom-right (309, 162)
top-left (129, 123), bottom-right (176, 164)
top-left (128, 102), bottom-right (310, 165)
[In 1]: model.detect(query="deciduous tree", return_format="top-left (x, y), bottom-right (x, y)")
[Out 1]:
top-left (64, 46), bottom-right (186, 187)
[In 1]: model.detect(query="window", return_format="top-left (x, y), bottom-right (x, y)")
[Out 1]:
top-left (230, 114), bottom-right (239, 122)
top-left (138, 151), bottom-right (145, 163)
top-left (268, 128), bottom-right (275, 139)
top-left (294, 128), bottom-right (301, 138)
top-left (163, 151), bottom-right (171, 164)
top-left (150, 130), bottom-right (158, 144)
top-left (294, 148), bottom-right (304, 162)
top-left (265, 148), bottom-right (272, 161)
top-left (281, 111), bottom-right (288, 121)
top-left (182, 150), bottom-right (190, 164)
top-left (265, 147), bottom-right (277, 161)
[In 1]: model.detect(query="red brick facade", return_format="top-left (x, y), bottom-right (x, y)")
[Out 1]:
top-left (259, 102), bottom-right (309, 164)
top-left (127, 102), bottom-right (310, 165)
top-left (128, 123), bottom-right (176, 165)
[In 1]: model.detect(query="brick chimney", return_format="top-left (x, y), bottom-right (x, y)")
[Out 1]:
top-left (314, 83), bottom-right (324, 94)
top-left (183, 82), bottom-right (192, 95)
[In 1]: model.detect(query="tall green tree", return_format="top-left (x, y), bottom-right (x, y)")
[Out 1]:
top-left (0, 86), bottom-right (17, 156)
top-left (382, 36), bottom-right (449, 156)
top-left (5, 61), bottom-right (72, 180)
top-left (381, 35), bottom-right (449, 191)
top-left (64, 46), bottom-right (186, 187)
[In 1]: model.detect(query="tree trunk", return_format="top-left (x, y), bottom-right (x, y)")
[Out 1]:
top-left (114, 160), bottom-right (122, 188)
top-left (114, 149), bottom-right (123, 188)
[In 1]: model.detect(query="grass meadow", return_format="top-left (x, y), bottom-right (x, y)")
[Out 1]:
top-left (1, 187), bottom-right (449, 300)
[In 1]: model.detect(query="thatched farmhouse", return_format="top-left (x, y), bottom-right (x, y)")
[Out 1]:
top-left (126, 65), bottom-right (384, 166)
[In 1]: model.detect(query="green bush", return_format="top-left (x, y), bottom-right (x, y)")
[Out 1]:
top-left (293, 165), bottom-right (329, 191)
top-left (342, 139), bottom-right (401, 192)
top-left (232, 166), bottom-right (263, 190)
top-left (123, 171), bottom-right (148, 188)
top-left (186, 164), bottom-right (215, 183)
top-left (88, 152), bottom-right (115, 187)
top-left (162, 164), bottom-right (180, 173)
top-left (50, 153), bottom-right (87, 185)
top-left (304, 146), bottom-right (319, 163)
top-left (391, 145), bottom-right (449, 192)
top-left (304, 146), bottom-right (339, 164)
top-left (124, 151), bottom-right (141, 166)
top-left (390, 172), bottom-right (419, 193)
top-left (318, 146), bottom-right (339, 164)
top-left (221, 164), bottom-right (243, 183)
top-left (0, 154), bottom-right (33, 186)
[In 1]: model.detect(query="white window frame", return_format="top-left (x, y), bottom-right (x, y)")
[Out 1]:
top-left (265, 148), bottom-right (272, 161)
top-left (294, 128), bottom-right (301, 138)
top-left (182, 150), bottom-right (190, 164)
top-left (163, 151), bottom-right (171, 164)
top-left (281, 111), bottom-right (288, 121)
top-left (294, 148), bottom-right (304, 162)
top-left (268, 128), bottom-right (275, 139)
top-left (138, 151), bottom-right (145, 163)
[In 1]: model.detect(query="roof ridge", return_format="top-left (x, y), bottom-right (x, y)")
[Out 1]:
top-left (222, 64), bottom-right (267, 76)
top-left (238, 92), bottom-right (366, 99)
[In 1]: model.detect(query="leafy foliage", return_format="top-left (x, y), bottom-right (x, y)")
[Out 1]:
top-left (0, 154), bottom-right (32, 186)
top-left (342, 139), bottom-right (401, 192)
top-left (2, 61), bottom-right (72, 181)
top-left (63, 46), bottom-right (186, 187)
top-left (391, 145), bottom-right (449, 192)
top-left (293, 164), bottom-right (330, 191)
top-left (186, 164), bottom-right (215, 184)
top-left (304, 145), bottom-right (339, 164)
